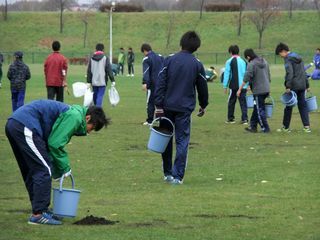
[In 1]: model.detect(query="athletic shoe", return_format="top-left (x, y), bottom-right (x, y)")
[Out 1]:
top-left (225, 120), bottom-right (236, 124)
top-left (131, 74), bottom-right (135, 77)
top-left (303, 127), bottom-right (311, 133)
top-left (47, 209), bottom-right (63, 221)
top-left (28, 212), bottom-right (62, 225)
top-left (240, 120), bottom-right (248, 125)
top-left (276, 127), bottom-right (291, 133)
top-left (163, 175), bottom-right (174, 182)
top-left (0, 83), bottom-right (2, 88)
top-left (171, 179), bottom-right (183, 185)
top-left (244, 127), bottom-right (257, 133)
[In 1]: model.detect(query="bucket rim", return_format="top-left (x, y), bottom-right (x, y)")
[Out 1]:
top-left (150, 127), bottom-right (173, 137)
top-left (53, 187), bottom-right (81, 193)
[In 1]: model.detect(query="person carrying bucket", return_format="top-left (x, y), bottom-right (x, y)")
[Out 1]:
top-left (275, 43), bottom-right (311, 133)
top-left (237, 49), bottom-right (271, 133)
top-left (5, 100), bottom-right (110, 225)
top-left (154, 31), bottom-right (209, 185)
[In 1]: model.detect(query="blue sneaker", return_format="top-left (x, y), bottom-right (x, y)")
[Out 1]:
top-left (171, 178), bottom-right (183, 185)
top-left (47, 209), bottom-right (64, 221)
top-left (28, 212), bottom-right (62, 225)
top-left (163, 175), bottom-right (174, 182)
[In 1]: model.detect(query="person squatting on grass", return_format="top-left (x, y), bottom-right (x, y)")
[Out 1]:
top-left (223, 45), bottom-right (248, 124)
top-left (7, 51), bottom-right (31, 112)
top-left (275, 42), bottom-right (311, 133)
top-left (237, 49), bottom-right (271, 133)
top-left (87, 43), bottom-right (115, 107)
top-left (141, 43), bottom-right (164, 125)
top-left (154, 31), bottom-right (209, 185)
top-left (44, 41), bottom-right (68, 102)
top-left (5, 100), bottom-right (110, 225)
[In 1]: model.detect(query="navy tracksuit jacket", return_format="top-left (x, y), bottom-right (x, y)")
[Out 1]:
top-left (154, 50), bottom-right (208, 181)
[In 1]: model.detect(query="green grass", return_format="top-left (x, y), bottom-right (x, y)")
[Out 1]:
top-left (0, 11), bottom-right (319, 63)
top-left (0, 63), bottom-right (319, 240)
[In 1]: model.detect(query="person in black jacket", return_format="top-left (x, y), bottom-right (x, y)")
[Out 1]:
top-left (7, 51), bottom-right (31, 112)
top-left (275, 42), bottom-right (311, 133)
top-left (154, 31), bottom-right (209, 184)
top-left (127, 47), bottom-right (135, 77)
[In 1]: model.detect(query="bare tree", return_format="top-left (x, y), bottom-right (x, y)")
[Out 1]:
top-left (200, 0), bottom-right (205, 19)
top-left (249, 0), bottom-right (279, 49)
top-left (237, 0), bottom-right (246, 36)
top-left (315, 0), bottom-right (320, 18)
top-left (288, 0), bottom-right (293, 18)
top-left (166, 13), bottom-right (175, 50)
top-left (59, 0), bottom-right (66, 33)
top-left (3, 0), bottom-right (8, 21)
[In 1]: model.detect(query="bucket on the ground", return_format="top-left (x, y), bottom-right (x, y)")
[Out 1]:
top-left (281, 91), bottom-right (297, 107)
top-left (306, 93), bottom-right (318, 112)
top-left (265, 96), bottom-right (274, 118)
top-left (53, 174), bottom-right (81, 218)
top-left (147, 117), bottom-right (174, 154)
top-left (72, 82), bottom-right (87, 97)
top-left (246, 94), bottom-right (254, 108)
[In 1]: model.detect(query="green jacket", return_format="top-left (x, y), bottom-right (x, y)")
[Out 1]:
top-left (48, 105), bottom-right (88, 179)
top-left (118, 52), bottom-right (125, 65)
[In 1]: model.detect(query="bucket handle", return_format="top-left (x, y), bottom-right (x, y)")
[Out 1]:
top-left (59, 174), bottom-right (75, 192)
top-left (266, 95), bottom-right (274, 106)
top-left (305, 91), bottom-right (314, 98)
top-left (150, 117), bottom-right (175, 136)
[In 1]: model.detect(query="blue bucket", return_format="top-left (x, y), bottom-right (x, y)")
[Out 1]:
top-left (147, 117), bottom-right (174, 153)
top-left (265, 96), bottom-right (274, 118)
top-left (53, 174), bottom-right (81, 218)
top-left (246, 95), bottom-right (254, 108)
top-left (306, 95), bottom-right (318, 112)
top-left (281, 91), bottom-right (297, 107)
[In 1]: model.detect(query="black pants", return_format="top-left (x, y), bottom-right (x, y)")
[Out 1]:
top-left (128, 63), bottom-right (134, 75)
top-left (118, 63), bottom-right (124, 75)
top-left (146, 89), bottom-right (155, 124)
top-left (5, 119), bottom-right (52, 214)
top-left (283, 90), bottom-right (310, 128)
top-left (250, 94), bottom-right (270, 132)
top-left (228, 89), bottom-right (248, 121)
top-left (47, 86), bottom-right (64, 102)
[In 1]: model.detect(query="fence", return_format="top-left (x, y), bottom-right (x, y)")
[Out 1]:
top-left (0, 51), bottom-right (315, 66)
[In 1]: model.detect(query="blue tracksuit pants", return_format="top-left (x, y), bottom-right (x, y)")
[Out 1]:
top-left (160, 111), bottom-right (191, 181)
top-left (11, 89), bottom-right (25, 112)
top-left (93, 86), bottom-right (106, 107)
top-left (5, 119), bottom-right (52, 214)
top-left (251, 94), bottom-right (270, 132)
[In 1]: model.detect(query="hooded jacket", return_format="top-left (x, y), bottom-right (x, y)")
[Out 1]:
top-left (87, 51), bottom-right (115, 87)
top-left (243, 57), bottom-right (270, 95)
top-left (7, 59), bottom-right (31, 91)
top-left (284, 52), bottom-right (309, 90)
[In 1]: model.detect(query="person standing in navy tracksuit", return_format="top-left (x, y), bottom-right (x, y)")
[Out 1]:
top-left (154, 31), bottom-right (209, 184)
top-left (141, 43), bottom-right (164, 125)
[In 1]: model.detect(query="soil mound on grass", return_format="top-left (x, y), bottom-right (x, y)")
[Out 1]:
top-left (73, 215), bottom-right (119, 225)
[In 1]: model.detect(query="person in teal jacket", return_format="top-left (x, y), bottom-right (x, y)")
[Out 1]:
top-left (5, 100), bottom-right (110, 225)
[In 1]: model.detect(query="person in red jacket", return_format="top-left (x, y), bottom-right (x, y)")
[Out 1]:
top-left (44, 41), bottom-right (68, 102)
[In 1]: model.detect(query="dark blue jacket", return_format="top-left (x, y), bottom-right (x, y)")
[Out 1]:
top-left (154, 51), bottom-right (209, 113)
top-left (142, 51), bottom-right (164, 90)
top-left (7, 59), bottom-right (31, 91)
top-left (9, 100), bottom-right (70, 141)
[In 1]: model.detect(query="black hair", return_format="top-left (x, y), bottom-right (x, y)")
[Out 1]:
top-left (120, 47), bottom-right (124, 50)
top-left (140, 43), bottom-right (152, 53)
top-left (180, 31), bottom-right (201, 53)
top-left (96, 43), bottom-right (104, 51)
top-left (86, 106), bottom-right (110, 131)
top-left (275, 42), bottom-right (290, 55)
top-left (228, 45), bottom-right (239, 55)
top-left (316, 48), bottom-right (320, 51)
top-left (52, 41), bottom-right (61, 51)
top-left (128, 47), bottom-right (132, 51)
top-left (244, 48), bottom-right (258, 61)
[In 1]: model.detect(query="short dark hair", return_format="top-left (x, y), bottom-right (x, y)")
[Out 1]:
top-left (244, 48), bottom-right (258, 61)
top-left (275, 42), bottom-right (289, 55)
top-left (86, 106), bottom-right (110, 131)
top-left (141, 43), bottom-right (152, 53)
top-left (180, 31), bottom-right (201, 53)
top-left (96, 43), bottom-right (104, 51)
top-left (228, 45), bottom-right (239, 55)
top-left (128, 47), bottom-right (132, 51)
top-left (52, 41), bottom-right (61, 51)
top-left (316, 48), bottom-right (320, 51)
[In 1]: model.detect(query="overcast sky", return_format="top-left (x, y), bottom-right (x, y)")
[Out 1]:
top-left (5, 0), bottom-right (122, 3)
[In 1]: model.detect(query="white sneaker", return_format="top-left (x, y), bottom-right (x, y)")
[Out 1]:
top-left (171, 178), bottom-right (183, 185)
top-left (164, 175), bottom-right (174, 182)
top-left (126, 74), bottom-right (131, 77)
top-left (131, 74), bottom-right (134, 77)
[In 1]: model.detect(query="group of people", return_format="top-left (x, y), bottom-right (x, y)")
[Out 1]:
top-left (116, 47), bottom-right (135, 77)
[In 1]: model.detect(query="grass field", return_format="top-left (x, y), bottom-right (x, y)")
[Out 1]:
top-left (0, 63), bottom-right (319, 240)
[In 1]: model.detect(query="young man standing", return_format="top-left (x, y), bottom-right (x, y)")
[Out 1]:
top-left (44, 41), bottom-right (68, 102)
top-left (118, 47), bottom-right (125, 75)
top-left (222, 45), bottom-right (248, 124)
top-left (127, 47), bottom-right (135, 77)
top-left (275, 42), bottom-right (311, 133)
top-left (7, 51), bottom-right (31, 112)
top-left (237, 49), bottom-right (271, 133)
top-left (87, 43), bottom-right (115, 107)
top-left (154, 31), bottom-right (208, 184)
top-left (5, 99), bottom-right (110, 225)
top-left (141, 43), bottom-right (164, 125)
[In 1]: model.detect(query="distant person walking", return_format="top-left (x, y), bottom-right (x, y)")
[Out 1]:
top-left (7, 51), bottom-right (31, 112)
top-left (222, 45), bottom-right (248, 124)
top-left (127, 47), bottom-right (135, 77)
top-left (44, 41), bottom-right (68, 102)
top-left (275, 42), bottom-right (311, 133)
top-left (141, 43), bottom-right (164, 125)
top-left (87, 43), bottom-right (115, 107)
top-left (118, 47), bottom-right (125, 75)
top-left (237, 49), bottom-right (271, 133)
top-left (0, 52), bottom-right (4, 88)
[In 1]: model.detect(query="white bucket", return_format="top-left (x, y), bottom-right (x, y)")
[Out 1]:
top-left (72, 82), bottom-right (88, 97)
